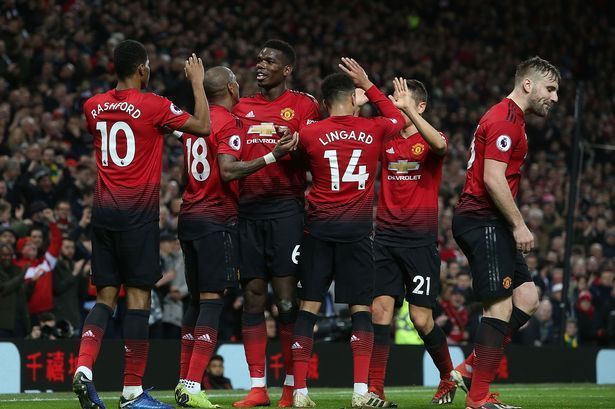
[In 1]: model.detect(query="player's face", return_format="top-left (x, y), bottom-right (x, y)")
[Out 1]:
top-left (528, 74), bottom-right (559, 117)
top-left (256, 48), bottom-right (291, 89)
top-left (208, 360), bottom-right (224, 376)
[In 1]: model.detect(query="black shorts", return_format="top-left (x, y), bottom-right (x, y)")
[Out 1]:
top-left (298, 234), bottom-right (374, 306)
top-left (239, 213), bottom-right (303, 280)
top-left (453, 225), bottom-right (531, 302)
top-left (181, 230), bottom-right (239, 294)
top-left (91, 221), bottom-right (161, 288)
top-left (374, 242), bottom-right (441, 309)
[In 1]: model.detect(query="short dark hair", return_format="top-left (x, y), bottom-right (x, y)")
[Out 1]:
top-left (210, 354), bottom-right (224, 363)
top-left (262, 39), bottom-right (296, 66)
top-left (113, 40), bottom-right (148, 79)
top-left (322, 73), bottom-right (355, 105)
top-left (406, 79), bottom-right (428, 103)
top-left (515, 56), bottom-right (561, 85)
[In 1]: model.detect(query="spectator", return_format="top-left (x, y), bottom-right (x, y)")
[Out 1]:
top-left (202, 355), bottom-right (233, 390)
top-left (519, 300), bottom-right (557, 346)
top-left (575, 290), bottom-right (598, 345)
top-left (439, 287), bottom-right (469, 345)
top-left (158, 232), bottom-right (188, 339)
top-left (0, 242), bottom-right (29, 338)
top-left (563, 319), bottom-right (579, 348)
top-left (52, 238), bottom-right (87, 330)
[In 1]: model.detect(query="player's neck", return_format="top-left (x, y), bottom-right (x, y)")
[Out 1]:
top-left (116, 77), bottom-right (142, 91)
top-left (261, 83), bottom-right (287, 101)
top-left (328, 103), bottom-right (354, 117)
top-left (507, 91), bottom-right (529, 114)
top-left (211, 98), bottom-right (233, 112)
top-left (401, 125), bottom-right (417, 138)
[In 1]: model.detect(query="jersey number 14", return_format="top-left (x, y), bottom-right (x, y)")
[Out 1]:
top-left (323, 149), bottom-right (368, 191)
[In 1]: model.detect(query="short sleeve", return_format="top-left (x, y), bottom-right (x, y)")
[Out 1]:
top-left (149, 95), bottom-right (191, 130)
top-left (484, 121), bottom-right (521, 163)
top-left (299, 99), bottom-right (321, 129)
top-left (373, 116), bottom-right (404, 140)
top-left (217, 119), bottom-right (244, 160)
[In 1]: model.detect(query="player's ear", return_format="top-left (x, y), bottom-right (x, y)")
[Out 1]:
top-left (523, 78), bottom-right (532, 94)
top-left (417, 101), bottom-right (427, 114)
top-left (283, 65), bottom-right (293, 77)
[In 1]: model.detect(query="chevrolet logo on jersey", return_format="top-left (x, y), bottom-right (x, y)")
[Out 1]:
top-left (388, 160), bottom-right (420, 174)
top-left (247, 122), bottom-right (276, 136)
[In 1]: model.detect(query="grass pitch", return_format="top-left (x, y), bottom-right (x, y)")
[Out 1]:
top-left (0, 384), bottom-right (614, 408)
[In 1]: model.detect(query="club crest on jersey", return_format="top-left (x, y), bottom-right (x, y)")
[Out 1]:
top-left (411, 143), bottom-right (425, 156)
top-left (229, 135), bottom-right (241, 151)
top-left (497, 135), bottom-right (512, 152)
top-left (280, 107), bottom-right (295, 121)
top-left (503, 276), bottom-right (512, 289)
top-left (388, 160), bottom-right (420, 174)
top-left (170, 103), bottom-right (183, 115)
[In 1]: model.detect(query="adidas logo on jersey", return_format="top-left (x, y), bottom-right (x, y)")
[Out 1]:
top-left (291, 342), bottom-right (303, 350)
top-left (182, 333), bottom-right (194, 341)
top-left (82, 330), bottom-right (95, 338)
top-left (386, 147), bottom-right (395, 154)
top-left (350, 335), bottom-right (360, 342)
top-left (197, 334), bottom-right (213, 343)
top-left (246, 111), bottom-right (255, 118)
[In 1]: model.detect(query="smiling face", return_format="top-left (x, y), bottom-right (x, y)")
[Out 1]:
top-left (527, 73), bottom-right (559, 117)
top-left (255, 48), bottom-right (291, 89)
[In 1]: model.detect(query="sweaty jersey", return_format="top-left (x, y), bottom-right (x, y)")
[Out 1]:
top-left (84, 88), bottom-right (190, 230)
top-left (454, 98), bottom-right (527, 234)
top-left (300, 85), bottom-right (404, 242)
top-left (232, 90), bottom-right (320, 219)
top-left (376, 131), bottom-right (447, 247)
top-left (177, 105), bottom-right (244, 241)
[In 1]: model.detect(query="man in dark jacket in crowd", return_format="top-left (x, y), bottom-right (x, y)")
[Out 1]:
top-left (53, 238), bottom-right (87, 330)
top-left (0, 243), bottom-right (30, 337)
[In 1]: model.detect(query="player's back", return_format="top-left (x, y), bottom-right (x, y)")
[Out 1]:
top-left (178, 105), bottom-right (243, 240)
top-left (232, 90), bottom-right (320, 219)
top-left (455, 98), bottom-right (527, 227)
top-left (300, 115), bottom-right (395, 242)
top-left (84, 88), bottom-right (189, 230)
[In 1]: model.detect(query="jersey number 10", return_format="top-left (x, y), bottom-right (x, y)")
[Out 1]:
top-left (96, 121), bottom-right (135, 167)
top-left (323, 149), bottom-right (368, 191)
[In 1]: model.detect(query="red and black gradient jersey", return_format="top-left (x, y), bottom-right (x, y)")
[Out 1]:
top-left (177, 105), bottom-right (244, 241)
top-left (376, 131), bottom-right (448, 247)
top-left (232, 90), bottom-right (320, 219)
top-left (84, 88), bottom-right (190, 230)
top-left (299, 86), bottom-right (404, 242)
top-left (454, 98), bottom-right (527, 234)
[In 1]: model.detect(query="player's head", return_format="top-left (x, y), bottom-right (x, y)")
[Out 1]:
top-left (113, 40), bottom-right (150, 88)
top-left (514, 56), bottom-right (560, 117)
top-left (401, 79), bottom-right (428, 128)
top-left (256, 39), bottom-right (296, 89)
top-left (321, 73), bottom-right (355, 112)
top-left (204, 66), bottom-right (240, 105)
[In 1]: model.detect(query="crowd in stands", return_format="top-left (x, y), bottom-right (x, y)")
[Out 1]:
top-left (0, 0), bottom-right (613, 347)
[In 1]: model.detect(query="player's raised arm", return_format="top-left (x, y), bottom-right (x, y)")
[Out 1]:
top-left (218, 131), bottom-right (298, 182)
top-left (339, 57), bottom-right (404, 128)
top-left (178, 53), bottom-right (211, 136)
top-left (389, 77), bottom-right (447, 156)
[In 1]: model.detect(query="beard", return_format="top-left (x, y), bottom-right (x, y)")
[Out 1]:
top-left (528, 92), bottom-right (551, 117)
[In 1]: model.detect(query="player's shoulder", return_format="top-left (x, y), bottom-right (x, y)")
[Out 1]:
top-left (288, 89), bottom-right (318, 105)
top-left (482, 99), bottom-right (523, 127)
top-left (84, 89), bottom-right (110, 106)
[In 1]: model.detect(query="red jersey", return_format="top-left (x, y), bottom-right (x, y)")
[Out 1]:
top-left (299, 86), bottom-right (404, 242)
top-left (376, 131), bottom-right (447, 247)
top-left (84, 89), bottom-right (190, 230)
top-left (177, 105), bottom-right (244, 240)
top-left (232, 90), bottom-right (320, 219)
top-left (454, 98), bottom-right (527, 233)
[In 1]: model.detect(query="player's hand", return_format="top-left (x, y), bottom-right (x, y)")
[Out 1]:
top-left (513, 223), bottom-right (534, 253)
top-left (388, 77), bottom-right (415, 111)
top-left (339, 57), bottom-right (373, 90)
top-left (184, 53), bottom-right (205, 84)
top-left (355, 88), bottom-right (369, 106)
top-left (273, 131), bottom-right (299, 158)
